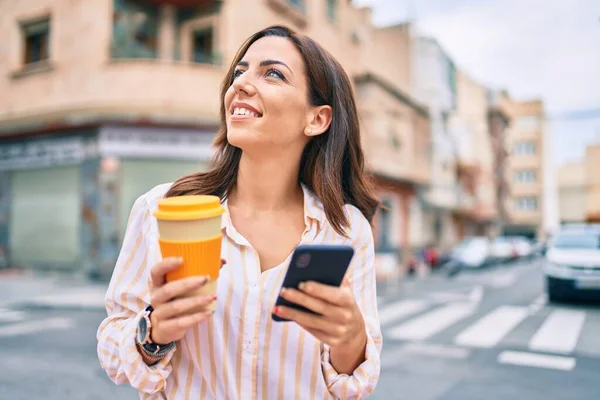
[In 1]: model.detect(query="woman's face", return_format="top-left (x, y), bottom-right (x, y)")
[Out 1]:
top-left (224, 36), bottom-right (313, 153)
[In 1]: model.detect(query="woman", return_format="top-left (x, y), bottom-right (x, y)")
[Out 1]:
top-left (97, 25), bottom-right (382, 399)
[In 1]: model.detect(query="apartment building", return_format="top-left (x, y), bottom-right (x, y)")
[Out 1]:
top-left (411, 36), bottom-right (460, 252)
top-left (448, 70), bottom-right (498, 239)
top-left (557, 162), bottom-right (587, 224)
top-left (504, 99), bottom-right (546, 239)
top-left (0, 0), bottom-right (430, 278)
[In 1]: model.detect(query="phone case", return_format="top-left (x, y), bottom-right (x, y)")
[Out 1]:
top-left (272, 244), bottom-right (355, 322)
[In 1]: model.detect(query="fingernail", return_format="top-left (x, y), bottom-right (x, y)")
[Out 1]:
top-left (280, 288), bottom-right (287, 296)
top-left (299, 282), bottom-right (307, 291)
top-left (273, 306), bottom-right (280, 314)
top-left (211, 295), bottom-right (217, 300)
top-left (177, 257), bottom-right (184, 263)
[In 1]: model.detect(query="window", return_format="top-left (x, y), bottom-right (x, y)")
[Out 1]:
top-left (514, 170), bottom-right (537, 183)
top-left (111, 0), bottom-right (159, 59)
top-left (288, 0), bottom-right (306, 14)
top-left (192, 28), bottom-right (215, 64)
top-left (515, 197), bottom-right (538, 211)
top-left (21, 18), bottom-right (50, 65)
top-left (326, 0), bottom-right (337, 22)
top-left (513, 141), bottom-right (536, 155)
top-left (389, 129), bottom-right (401, 149)
top-left (377, 200), bottom-right (392, 251)
top-left (517, 116), bottom-right (539, 131)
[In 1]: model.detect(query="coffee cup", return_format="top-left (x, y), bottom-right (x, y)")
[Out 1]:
top-left (153, 195), bottom-right (224, 312)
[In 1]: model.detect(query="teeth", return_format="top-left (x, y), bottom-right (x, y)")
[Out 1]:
top-left (232, 107), bottom-right (260, 117)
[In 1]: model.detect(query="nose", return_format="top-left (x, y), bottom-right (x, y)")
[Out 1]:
top-left (232, 71), bottom-right (257, 97)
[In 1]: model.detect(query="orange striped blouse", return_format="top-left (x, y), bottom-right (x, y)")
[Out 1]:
top-left (97, 183), bottom-right (382, 399)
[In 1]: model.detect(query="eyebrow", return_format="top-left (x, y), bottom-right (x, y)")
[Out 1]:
top-left (236, 59), bottom-right (293, 75)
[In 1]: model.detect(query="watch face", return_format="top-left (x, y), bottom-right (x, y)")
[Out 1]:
top-left (137, 315), bottom-right (149, 344)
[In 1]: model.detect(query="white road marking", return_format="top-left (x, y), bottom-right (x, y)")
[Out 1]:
top-left (498, 350), bottom-right (576, 371)
top-left (455, 305), bottom-right (528, 348)
top-left (388, 303), bottom-right (476, 341)
top-left (0, 317), bottom-right (74, 338)
top-left (378, 299), bottom-right (428, 325)
top-left (527, 293), bottom-right (547, 315)
top-left (529, 309), bottom-right (586, 354)
top-left (0, 308), bottom-right (27, 322)
top-left (402, 342), bottom-right (471, 359)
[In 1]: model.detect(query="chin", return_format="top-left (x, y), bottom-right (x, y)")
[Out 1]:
top-left (226, 128), bottom-right (261, 150)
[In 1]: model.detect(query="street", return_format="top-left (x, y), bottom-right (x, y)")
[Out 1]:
top-left (1, 259), bottom-right (599, 399)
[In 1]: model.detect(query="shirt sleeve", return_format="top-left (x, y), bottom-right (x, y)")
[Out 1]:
top-left (96, 194), bottom-right (176, 394)
top-left (321, 207), bottom-right (383, 399)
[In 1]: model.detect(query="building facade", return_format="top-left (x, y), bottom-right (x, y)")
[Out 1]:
top-left (557, 162), bottom-right (587, 224)
top-left (448, 70), bottom-right (498, 239)
top-left (412, 36), bottom-right (459, 252)
top-left (504, 99), bottom-right (546, 239)
top-left (585, 144), bottom-right (600, 223)
top-left (487, 90), bottom-right (511, 235)
top-left (0, 0), bottom-right (430, 278)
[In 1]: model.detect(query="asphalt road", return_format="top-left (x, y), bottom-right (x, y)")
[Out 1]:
top-left (1, 258), bottom-right (599, 399)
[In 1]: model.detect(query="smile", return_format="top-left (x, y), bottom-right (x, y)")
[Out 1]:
top-left (232, 107), bottom-right (262, 118)
top-left (230, 102), bottom-right (263, 119)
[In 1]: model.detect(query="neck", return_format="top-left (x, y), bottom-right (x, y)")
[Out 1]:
top-left (229, 151), bottom-right (304, 212)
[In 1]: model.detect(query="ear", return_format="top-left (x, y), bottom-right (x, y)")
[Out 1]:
top-left (304, 105), bottom-right (332, 137)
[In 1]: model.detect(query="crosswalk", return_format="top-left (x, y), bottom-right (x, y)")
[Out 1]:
top-left (0, 307), bottom-right (74, 338)
top-left (378, 296), bottom-right (595, 363)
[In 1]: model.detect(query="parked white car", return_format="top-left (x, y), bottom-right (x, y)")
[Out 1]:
top-left (451, 237), bottom-right (491, 268)
top-left (490, 237), bottom-right (516, 263)
top-left (543, 225), bottom-right (600, 302)
top-left (510, 236), bottom-right (534, 258)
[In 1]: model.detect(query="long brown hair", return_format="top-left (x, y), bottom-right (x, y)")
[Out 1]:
top-left (166, 25), bottom-right (378, 235)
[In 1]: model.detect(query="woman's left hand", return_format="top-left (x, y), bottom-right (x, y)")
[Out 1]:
top-left (273, 281), bottom-right (366, 349)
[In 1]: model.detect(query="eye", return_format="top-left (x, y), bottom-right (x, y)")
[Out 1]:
top-left (266, 68), bottom-right (285, 80)
top-left (232, 69), bottom-right (244, 80)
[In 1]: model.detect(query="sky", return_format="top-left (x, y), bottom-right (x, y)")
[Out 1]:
top-left (354, 0), bottom-right (600, 166)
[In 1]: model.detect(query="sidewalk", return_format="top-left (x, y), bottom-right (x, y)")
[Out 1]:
top-left (0, 269), bottom-right (108, 311)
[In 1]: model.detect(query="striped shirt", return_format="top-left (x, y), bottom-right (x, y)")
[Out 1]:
top-left (97, 183), bottom-right (382, 399)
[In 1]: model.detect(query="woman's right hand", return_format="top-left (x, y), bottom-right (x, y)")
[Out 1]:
top-left (148, 257), bottom-right (221, 345)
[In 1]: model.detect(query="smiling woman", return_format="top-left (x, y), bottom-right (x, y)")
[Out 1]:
top-left (98, 25), bottom-right (382, 400)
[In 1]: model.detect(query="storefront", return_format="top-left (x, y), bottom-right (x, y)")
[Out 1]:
top-left (0, 124), bottom-right (215, 277)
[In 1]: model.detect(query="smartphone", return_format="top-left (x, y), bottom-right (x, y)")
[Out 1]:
top-left (272, 244), bottom-right (355, 322)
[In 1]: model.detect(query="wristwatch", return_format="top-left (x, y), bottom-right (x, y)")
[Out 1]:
top-left (136, 306), bottom-right (176, 362)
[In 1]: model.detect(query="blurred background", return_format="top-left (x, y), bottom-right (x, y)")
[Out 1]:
top-left (0, 0), bottom-right (599, 399)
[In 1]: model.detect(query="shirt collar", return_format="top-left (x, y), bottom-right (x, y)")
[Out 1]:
top-left (220, 183), bottom-right (325, 234)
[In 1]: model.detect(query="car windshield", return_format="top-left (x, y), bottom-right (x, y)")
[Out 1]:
top-left (553, 233), bottom-right (600, 249)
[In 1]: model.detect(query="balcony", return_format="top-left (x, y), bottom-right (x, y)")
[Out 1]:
top-left (1, 60), bottom-right (225, 132)
top-left (422, 185), bottom-right (459, 210)
top-left (266, 0), bottom-right (308, 28)
top-left (456, 187), bottom-right (476, 213)
top-left (147, 0), bottom-right (220, 7)
top-left (362, 134), bottom-right (430, 185)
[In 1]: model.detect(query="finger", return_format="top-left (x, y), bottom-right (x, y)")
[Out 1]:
top-left (341, 274), bottom-right (351, 288)
top-left (298, 281), bottom-right (354, 306)
top-left (151, 257), bottom-right (183, 288)
top-left (160, 310), bottom-right (213, 334)
top-left (152, 275), bottom-right (209, 306)
top-left (154, 294), bottom-right (217, 320)
top-left (279, 288), bottom-right (331, 316)
top-left (273, 305), bottom-right (329, 331)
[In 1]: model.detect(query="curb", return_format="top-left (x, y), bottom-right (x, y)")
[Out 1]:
top-left (4, 299), bottom-right (106, 312)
